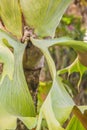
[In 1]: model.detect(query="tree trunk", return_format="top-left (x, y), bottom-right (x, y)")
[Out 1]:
top-left (16, 27), bottom-right (44, 130)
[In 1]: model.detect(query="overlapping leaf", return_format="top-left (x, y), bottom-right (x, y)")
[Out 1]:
top-left (20, 117), bottom-right (37, 129)
top-left (0, 102), bottom-right (37, 130)
top-left (20, 0), bottom-right (72, 37)
top-left (0, 0), bottom-right (87, 129)
top-left (0, 103), bottom-right (17, 130)
top-left (31, 38), bottom-right (75, 130)
top-left (0, 0), bottom-right (22, 38)
top-left (37, 81), bottom-right (52, 112)
top-left (0, 42), bottom-right (14, 83)
top-left (0, 30), bottom-right (35, 117)
top-left (31, 36), bottom-right (87, 129)
top-left (0, 0), bottom-right (73, 38)
top-left (36, 77), bottom-right (74, 130)
top-left (58, 58), bottom-right (87, 76)
top-left (66, 116), bottom-right (85, 130)
top-left (58, 57), bottom-right (87, 87)
top-left (31, 37), bottom-right (87, 86)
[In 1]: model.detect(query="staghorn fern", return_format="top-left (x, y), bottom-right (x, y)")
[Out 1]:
top-left (0, 0), bottom-right (87, 130)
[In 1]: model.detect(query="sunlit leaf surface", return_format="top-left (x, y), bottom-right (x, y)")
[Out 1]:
top-left (0, 0), bottom-right (87, 129)
top-left (19, 117), bottom-right (37, 129)
top-left (20, 0), bottom-right (72, 37)
top-left (31, 37), bottom-right (87, 86)
top-left (31, 38), bottom-right (75, 130)
top-left (0, 102), bottom-right (37, 129)
top-left (31, 37), bottom-right (87, 51)
top-left (0, 30), bottom-right (35, 117)
top-left (0, 0), bottom-right (22, 38)
top-left (0, 43), bottom-right (14, 83)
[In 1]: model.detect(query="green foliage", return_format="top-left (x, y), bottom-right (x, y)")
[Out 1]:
top-left (0, 30), bottom-right (35, 117)
top-left (0, 0), bottom-right (22, 38)
top-left (0, 103), bottom-right (16, 130)
top-left (20, 0), bottom-right (72, 37)
top-left (19, 117), bottom-right (37, 129)
top-left (0, 30), bottom-right (36, 129)
top-left (0, 0), bottom-right (87, 130)
top-left (66, 116), bottom-right (85, 130)
top-left (0, 43), bottom-right (14, 82)
top-left (31, 37), bottom-right (75, 130)
top-left (31, 34), bottom-right (87, 129)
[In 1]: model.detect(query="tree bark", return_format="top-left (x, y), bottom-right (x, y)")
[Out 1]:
top-left (16, 27), bottom-right (44, 130)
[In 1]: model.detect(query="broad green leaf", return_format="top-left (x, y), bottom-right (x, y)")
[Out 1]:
top-left (0, 43), bottom-right (14, 83)
top-left (0, 29), bottom-right (22, 49)
top-left (66, 116), bottom-right (85, 130)
top-left (31, 34), bottom-right (87, 129)
top-left (51, 77), bottom-right (74, 124)
top-left (0, 30), bottom-right (35, 117)
top-left (37, 95), bottom-right (65, 130)
top-left (19, 117), bottom-right (37, 129)
top-left (0, 102), bottom-right (37, 130)
top-left (36, 77), bottom-right (74, 130)
top-left (20, 0), bottom-right (72, 37)
top-left (31, 38), bottom-right (75, 130)
top-left (31, 37), bottom-right (87, 85)
top-left (0, 0), bottom-right (22, 38)
top-left (0, 103), bottom-right (17, 130)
